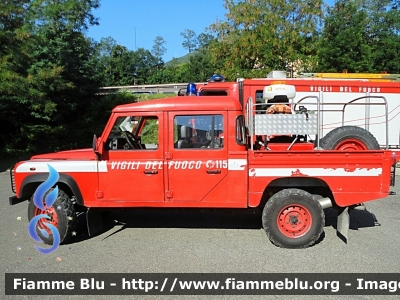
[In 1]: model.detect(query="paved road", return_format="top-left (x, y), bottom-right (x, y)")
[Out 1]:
top-left (1, 170), bottom-right (400, 299)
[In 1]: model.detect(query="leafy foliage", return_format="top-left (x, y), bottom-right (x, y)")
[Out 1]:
top-left (152, 36), bottom-right (167, 62)
top-left (93, 36), bottom-right (117, 85)
top-left (368, 0), bottom-right (400, 73)
top-left (1, 0), bottom-right (400, 158)
top-left (181, 29), bottom-right (198, 53)
top-left (0, 0), bottom-right (102, 155)
top-left (208, 0), bottom-right (324, 79)
top-left (317, 0), bottom-right (373, 72)
top-left (317, 0), bottom-right (400, 73)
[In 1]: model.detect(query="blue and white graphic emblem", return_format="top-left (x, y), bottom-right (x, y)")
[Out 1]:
top-left (28, 164), bottom-right (61, 254)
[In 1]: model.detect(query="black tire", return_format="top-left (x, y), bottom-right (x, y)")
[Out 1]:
top-left (262, 188), bottom-right (324, 249)
top-left (320, 126), bottom-right (380, 150)
top-left (28, 189), bottom-right (76, 245)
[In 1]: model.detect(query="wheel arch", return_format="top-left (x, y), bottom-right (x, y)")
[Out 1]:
top-left (19, 173), bottom-right (84, 205)
top-left (258, 177), bottom-right (335, 209)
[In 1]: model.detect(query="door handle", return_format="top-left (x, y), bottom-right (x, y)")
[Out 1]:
top-left (144, 170), bottom-right (158, 174)
top-left (206, 170), bottom-right (221, 174)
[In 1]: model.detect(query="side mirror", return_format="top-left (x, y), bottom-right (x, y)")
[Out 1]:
top-left (92, 134), bottom-right (98, 151)
top-left (92, 135), bottom-right (104, 159)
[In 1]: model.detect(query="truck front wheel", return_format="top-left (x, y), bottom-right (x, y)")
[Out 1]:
top-left (262, 189), bottom-right (324, 248)
top-left (28, 189), bottom-right (76, 245)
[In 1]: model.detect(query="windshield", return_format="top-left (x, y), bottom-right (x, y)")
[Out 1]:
top-left (107, 115), bottom-right (159, 150)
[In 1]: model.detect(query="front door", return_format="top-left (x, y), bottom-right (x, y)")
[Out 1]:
top-left (98, 112), bottom-right (164, 202)
top-left (166, 112), bottom-right (229, 203)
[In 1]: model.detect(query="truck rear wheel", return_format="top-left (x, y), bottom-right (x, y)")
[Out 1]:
top-left (320, 126), bottom-right (380, 150)
top-left (28, 189), bottom-right (76, 245)
top-left (262, 189), bottom-right (324, 248)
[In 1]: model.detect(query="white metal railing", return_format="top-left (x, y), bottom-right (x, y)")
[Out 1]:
top-left (246, 95), bottom-right (389, 150)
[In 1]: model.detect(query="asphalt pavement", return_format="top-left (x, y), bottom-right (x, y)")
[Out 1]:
top-left (1, 170), bottom-right (400, 300)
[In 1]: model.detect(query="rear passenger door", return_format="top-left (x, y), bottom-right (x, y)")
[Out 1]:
top-left (166, 112), bottom-right (229, 203)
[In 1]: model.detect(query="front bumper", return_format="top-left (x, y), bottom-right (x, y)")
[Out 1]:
top-left (9, 196), bottom-right (26, 206)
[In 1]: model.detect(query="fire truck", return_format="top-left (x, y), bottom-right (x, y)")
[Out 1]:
top-left (9, 75), bottom-right (399, 249)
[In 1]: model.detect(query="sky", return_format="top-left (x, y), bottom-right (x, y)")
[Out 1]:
top-left (87, 0), bottom-right (228, 62)
top-left (87, 0), bottom-right (336, 63)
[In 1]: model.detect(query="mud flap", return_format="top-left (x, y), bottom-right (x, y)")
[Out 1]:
top-left (86, 208), bottom-right (104, 237)
top-left (336, 207), bottom-right (349, 243)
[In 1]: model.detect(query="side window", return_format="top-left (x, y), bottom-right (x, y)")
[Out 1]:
top-left (200, 90), bottom-right (228, 96)
top-left (256, 90), bottom-right (267, 113)
top-left (107, 115), bottom-right (158, 150)
top-left (140, 119), bottom-right (159, 148)
top-left (256, 90), bottom-right (263, 104)
top-left (174, 115), bottom-right (224, 149)
top-left (236, 115), bottom-right (246, 145)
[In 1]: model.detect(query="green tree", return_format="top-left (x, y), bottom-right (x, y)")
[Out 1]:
top-left (151, 36), bottom-right (167, 83)
top-left (27, 0), bottom-right (101, 150)
top-left (366, 0), bottom-right (400, 72)
top-left (0, 0), bottom-right (101, 155)
top-left (185, 33), bottom-right (218, 82)
top-left (317, 0), bottom-right (374, 72)
top-left (0, 0), bottom-right (39, 155)
top-left (29, 0), bottom-right (99, 31)
top-left (131, 48), bottom-right (159, 85)
top-left (152, 36), bottom-right (167, 62)
top-left (186, 51), bottom-right (215, 82)
top-left (157, 59), bottom-right (190, 83)
top-left (151, 59), bottom-right (181, 83)
top-left (109, 46), bottom-right (159, 86)
top-left (197, 33), bottom-right (215, 49)
top-left (94, 36), bottom-right (117, 85)
top-left (181, 29), bottom-right (198, 53)
top-left (209, 0), bottom-right (323, 80)
top-left (109, 44), bottom-right (130, 84)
